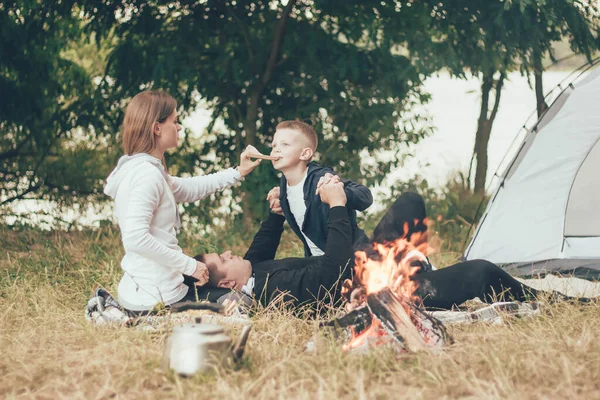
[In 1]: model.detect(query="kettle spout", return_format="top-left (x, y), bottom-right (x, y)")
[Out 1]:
top-left (232, 324), bottom-right (252, 361)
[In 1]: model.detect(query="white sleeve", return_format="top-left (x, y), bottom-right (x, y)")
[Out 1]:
top-left (170, 168), bottom-right (242, 203)
top-left (121, 168), bottom-right (197, 275)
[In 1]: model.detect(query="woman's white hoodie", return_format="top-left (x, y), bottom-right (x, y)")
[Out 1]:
top-left (104, 153), bottom-right (241, 311)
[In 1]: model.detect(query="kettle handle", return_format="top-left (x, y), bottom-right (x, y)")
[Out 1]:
top-left (170, 301), bottom-right (224, 314)
top-left (232, 324), bottom-right (252, 361)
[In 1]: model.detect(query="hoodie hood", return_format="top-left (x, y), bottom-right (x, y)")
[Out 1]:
top-left (104, 153), bottom-right (171, 199)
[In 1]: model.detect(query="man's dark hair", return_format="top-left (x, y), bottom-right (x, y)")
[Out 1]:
top-left (194, 254), bottom-right (223, 287)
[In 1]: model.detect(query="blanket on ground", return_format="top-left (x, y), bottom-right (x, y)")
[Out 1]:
top-left (85, 288), bottom-right (542, 330)
top-left (84, 287), bottom-right (251, 329)
top-left (429, 301), bottom-right (543, 325)
top-left (85, 288), bottom-right (132, 326)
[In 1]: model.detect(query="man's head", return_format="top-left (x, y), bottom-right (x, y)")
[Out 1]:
top-left (270, 120), bottom-right (318, 172)
top-left (194, 251), bottom-right (252, 290)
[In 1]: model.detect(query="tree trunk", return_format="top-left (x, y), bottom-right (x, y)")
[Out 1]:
top-left (473, 119), bottom-right (492, 194)
top-left (244, 91), bottom-right (260, 147)
top-left (238, 0), bottom-right (297, 226)
top-left (534, 55), bottom-right (548, 118)
top-left (242, 0), bottom-right (297, 148)
top-left (473, 70), bottom-right (505, 194)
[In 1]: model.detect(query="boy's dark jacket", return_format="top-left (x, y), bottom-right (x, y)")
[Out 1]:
top-left (279, 162), bottom-right (373, 256)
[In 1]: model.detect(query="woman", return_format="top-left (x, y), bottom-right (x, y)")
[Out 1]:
top-left (104, 90), bottom-right (262, 313)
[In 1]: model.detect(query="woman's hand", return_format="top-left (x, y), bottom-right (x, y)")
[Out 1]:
top-left (237, 145), bottom-right (263, 177)
top-left (192, 261), bottom-right (209, 286)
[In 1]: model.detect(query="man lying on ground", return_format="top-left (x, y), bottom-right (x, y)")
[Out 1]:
top-left (194, 183), bottom-right (589, 310)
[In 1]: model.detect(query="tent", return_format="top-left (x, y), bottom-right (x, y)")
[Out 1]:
top-left (463, 62), bottom-right (600, 279)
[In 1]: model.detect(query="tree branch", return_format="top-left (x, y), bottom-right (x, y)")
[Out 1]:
top-left (231, 101), bottom-right (244, 127)
top-left (242, 0), bottom-right (297, 145)
top-left (260, 0), bottom-right (298, 88)
top-left (0, 182), bottom-right (41, 206)
top-left (0, 149), bottom-right (20, 162)
top-left (225, 5), bottom-right (256, 72)
top-left (0, 124), bottom-right (64, 206)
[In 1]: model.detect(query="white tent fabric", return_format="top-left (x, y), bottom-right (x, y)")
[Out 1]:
top-left (464, 64), bottom-right (600, 279)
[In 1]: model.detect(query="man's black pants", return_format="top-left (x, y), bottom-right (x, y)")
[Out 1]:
top-left (371, 192), bottom-right (543, 310)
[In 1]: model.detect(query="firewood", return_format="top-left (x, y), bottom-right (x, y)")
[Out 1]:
top-left (366, 287), bottom-right (429, 352)
top-left (409, 304), bottom-right (453, 348)
top-left (319, 306), bottom-right (372, 340)
top-left (320, 288), bottom-right (452, 352)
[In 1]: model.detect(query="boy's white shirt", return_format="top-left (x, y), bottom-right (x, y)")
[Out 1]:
top-left (104, 153), bottom-right (242, 311)
top-left (286, 170), bottom-right (325, 256)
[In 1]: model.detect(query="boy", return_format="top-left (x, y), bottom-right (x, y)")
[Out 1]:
top-left (266, 120), bottom-right (373, 257)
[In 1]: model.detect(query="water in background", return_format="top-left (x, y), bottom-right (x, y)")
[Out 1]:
top-left (7, 70), bottom-right (575, 227)
top-left (388, 70), bottom-right (572, 190)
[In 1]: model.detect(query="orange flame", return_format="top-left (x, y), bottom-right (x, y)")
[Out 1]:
top-left (354, 228), bottom-right (430, 297)
top-left (343, 220), bottom-right (432, 351)
top-left (342, 319), bottom-right (389, 352)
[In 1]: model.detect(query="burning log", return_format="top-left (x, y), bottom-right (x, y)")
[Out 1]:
top-left (321, 217), bottom-right (452, 353)
top-left (367, 288), bottom-right (428, 352)
top-left (322, 287), bottom-right (451, 353)
top-left (320, 305), bottom-right (372, 333)
top-left (367, 287), bottom-right (451, 351)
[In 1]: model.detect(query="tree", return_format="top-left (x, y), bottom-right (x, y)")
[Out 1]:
top-left (414, 0), bottom-right (515, 194)
top-left (517, 1), bottom-right (600, 118)
top-left (0, 1), bottom-right (117, 224)
top-left (405, 0), bottom-right (600, 193)
top-left (83, 0), bottom-right (434, 225)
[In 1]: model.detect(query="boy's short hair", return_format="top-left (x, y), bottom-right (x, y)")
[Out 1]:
top-left (276, 120), bottom-right (318, 151)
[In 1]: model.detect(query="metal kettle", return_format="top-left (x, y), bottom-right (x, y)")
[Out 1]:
top-left (162, 303), bottom-right (252, 376)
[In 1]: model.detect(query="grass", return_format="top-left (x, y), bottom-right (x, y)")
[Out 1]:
top-left (1, 224), bottom-right (600, 399)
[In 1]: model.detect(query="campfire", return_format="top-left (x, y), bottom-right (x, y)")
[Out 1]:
top-left (323, 221), bottom-right (452, 353)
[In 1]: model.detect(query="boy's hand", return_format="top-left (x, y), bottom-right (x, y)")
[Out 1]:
top-left (266, 186), bottom-right (283, 215)
top-left (317, 181), bottom-right (347, 207)
top-left (315, 173), bottom-right (341, 194)
top-left (237, 145), bottom-right (262, 177)
top-left (191, 261), bottom-right (209, 286)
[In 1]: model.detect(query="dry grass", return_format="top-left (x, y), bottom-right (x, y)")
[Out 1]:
top-left (1, 226), bottom-right (600, 399)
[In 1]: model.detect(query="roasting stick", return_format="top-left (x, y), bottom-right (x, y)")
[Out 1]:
top-left (247, 153), bottom-right (281, 161)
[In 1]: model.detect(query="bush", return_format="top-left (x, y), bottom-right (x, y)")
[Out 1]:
top-left (367, 172), bottom-right (489, 266)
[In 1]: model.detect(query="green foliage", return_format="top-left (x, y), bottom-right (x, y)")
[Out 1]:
top-left (425, 175), bottom-right (489, 255)
top-left (370, 172), bottom-right (489, 257)
top-left (406, 0), bottom-right (600, 77)
top-left (403, 0), bottom-right (600, 193)
top-left (0, 1), bottom-right (117, 219)
top-left (3, 1), bottom-right (599, 228)
top-left (83, 0), bottom-right (434, 225)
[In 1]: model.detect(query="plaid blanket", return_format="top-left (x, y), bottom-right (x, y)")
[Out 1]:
top-left (84, 287), bottom-right (251, 330)
top-left (85, 288), bottom-right (132, 326)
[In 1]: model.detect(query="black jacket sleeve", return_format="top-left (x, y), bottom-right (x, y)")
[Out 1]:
top-left (314, 206), bottom-right (355, 279)
top-left (256, 206), bottom-right (354, 306)
top-left (243, 213), bottom-right (285, 265)
top-left (342, 179), bottom-right (373, 212)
